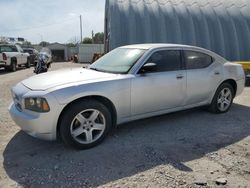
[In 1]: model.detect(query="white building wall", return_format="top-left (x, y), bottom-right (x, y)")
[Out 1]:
top-left (78, 44), bottom-right (104, 63)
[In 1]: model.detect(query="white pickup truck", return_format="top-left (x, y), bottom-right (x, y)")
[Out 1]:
top-left (0, 44), bottom-right (30, 72)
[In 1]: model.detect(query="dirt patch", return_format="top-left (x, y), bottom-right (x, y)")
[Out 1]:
top-left (0, 62), bottom-right (250, 187)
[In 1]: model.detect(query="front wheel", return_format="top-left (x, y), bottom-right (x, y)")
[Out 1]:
top-left (208, 83), bottom-right (234, 113)
top-left (60, 100), bottom-right (112, 149)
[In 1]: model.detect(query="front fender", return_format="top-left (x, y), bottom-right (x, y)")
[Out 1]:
top-left (50, 79), bottom-right (131, 121)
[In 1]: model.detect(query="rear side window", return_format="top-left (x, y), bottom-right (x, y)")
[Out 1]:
top-left (146, 50), bottom-right (181, 72)
top-left (24, 49), bottom-right (33, 54)
top-left (184, 51), bottom-right (213, 69)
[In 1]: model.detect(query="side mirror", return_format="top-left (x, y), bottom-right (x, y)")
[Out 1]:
top-left (139, 62), bottom-right (157, 74)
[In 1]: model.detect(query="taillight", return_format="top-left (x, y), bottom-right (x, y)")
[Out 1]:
top-left (2, 53), bottom-right (7, 60)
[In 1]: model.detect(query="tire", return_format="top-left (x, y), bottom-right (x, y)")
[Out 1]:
top-left (4, 66), bottom-right (10, 71)
top-left (60, 100), bottom-right (112, 149)
top-left (47, 63), bottom-right (51, 69)
top-left (208, 83), bottom-right (234, 113)
top-left (26, 58), bottom-right (30, 68)
top-left (10, 61), bottom-right (17, 72)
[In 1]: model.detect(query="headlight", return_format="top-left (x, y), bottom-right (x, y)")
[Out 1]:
top-left (24, 98), bottom-right (50, 112)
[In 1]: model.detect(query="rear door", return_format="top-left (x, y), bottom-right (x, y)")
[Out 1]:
top-left (131, 49), bottom-right (186, 115)
top-left (184, 50), bottom-right (223, 105)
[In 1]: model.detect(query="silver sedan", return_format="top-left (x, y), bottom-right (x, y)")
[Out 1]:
top-left (9, 44), bottom-right (245, 149)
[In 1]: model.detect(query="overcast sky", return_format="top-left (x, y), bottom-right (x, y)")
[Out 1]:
top-left (0, 0), bottom-right (105, 44)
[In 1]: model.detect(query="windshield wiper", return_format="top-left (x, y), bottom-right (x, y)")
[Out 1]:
top-left (89, 67), bottom-right (101, 72)
top-left (89, 67), bottom-right (121, 74)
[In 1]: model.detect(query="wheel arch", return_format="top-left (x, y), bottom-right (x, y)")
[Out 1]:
top-left (220, 79), bottom-right (237, 97)
top-left (11, 57), bottom-right (17, 63)
top-left (56, 95), bottom-right (117, 139)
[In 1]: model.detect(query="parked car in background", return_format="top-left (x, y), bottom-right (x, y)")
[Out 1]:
top-left (23, 48), bottom-right (38, 66)
top-left (9, 44), bottom-right (245, 149)
top-left (0, 44), bottom-right (30, 71)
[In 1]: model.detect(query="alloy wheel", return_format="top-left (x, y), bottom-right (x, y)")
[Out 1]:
top-left (70, 109), bottom-right (106, 144)
top-left (217, 88), bottom-right (232, 112)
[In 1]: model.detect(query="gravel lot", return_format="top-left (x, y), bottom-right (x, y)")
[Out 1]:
top-left (0, 62), bottom-right (250, 188)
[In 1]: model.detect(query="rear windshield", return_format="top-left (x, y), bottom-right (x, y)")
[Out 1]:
top-left (0, 46), bottom-right (18, 53)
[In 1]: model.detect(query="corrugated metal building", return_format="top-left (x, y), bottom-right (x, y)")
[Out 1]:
top-left (105, 0), bottom-right (250, 61)
top-left (78, 44), bottom-right (104, 63)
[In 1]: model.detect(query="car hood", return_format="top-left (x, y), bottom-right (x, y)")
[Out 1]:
top-left (22, 68), bottom-right (117, 91)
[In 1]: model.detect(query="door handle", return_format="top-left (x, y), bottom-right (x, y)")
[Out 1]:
top-left (176, 75), bottom-right (184, 79)
top-left (214, 71), bottom-right (220, 75)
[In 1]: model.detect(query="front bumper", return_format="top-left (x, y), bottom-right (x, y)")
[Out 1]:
top-left (8, 102), bottom-right (56, 141)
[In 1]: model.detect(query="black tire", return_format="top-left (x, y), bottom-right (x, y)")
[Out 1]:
top-left (47, 63), bottom-right (51, 69)
top-left (208, 83), bottom-right (234, 113)
top-left (4, 66), bottom-right (10, 71)
top-left (60, 100), bottom-right (112, 149)
top-left (26, 58), bottom-right (31, 68)
top-left (10, 60), bottom-right (17, 72)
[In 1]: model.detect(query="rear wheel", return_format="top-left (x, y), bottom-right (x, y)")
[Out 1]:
top-left (208, 83), bottom-right (234, 113)
top-left (60, 100), bottom-right (112, 149)
top-left (10, 61), bottom-right (17, 72)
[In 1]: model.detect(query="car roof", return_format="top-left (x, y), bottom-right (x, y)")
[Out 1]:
top-left (119, 43), bottom-right (227, 63)
top-left (119, 43), bottom-right (202, 50)
top-left (0, 44), bottom-right (15, 46)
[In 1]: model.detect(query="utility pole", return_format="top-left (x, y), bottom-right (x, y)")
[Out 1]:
top-left (80, 15), bottom-right (83, 43)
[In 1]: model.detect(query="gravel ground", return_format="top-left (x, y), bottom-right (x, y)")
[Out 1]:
top-left (0, 62), bottom-right (250, 188)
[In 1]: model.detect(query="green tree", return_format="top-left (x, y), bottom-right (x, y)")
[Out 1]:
top-left (93, 32), bottom-right (104, 44)
top-left (39, 41), bottom-right (50, 47)
top-left (23, 41), bottom-right (32, 46)
top-left (82, 37), bottom-right (92, 44)
top-left (66, 43), bottom-right (76, 47)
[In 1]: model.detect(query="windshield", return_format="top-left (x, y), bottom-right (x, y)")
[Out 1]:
top-left (89, 48), bottom-right (146, 74)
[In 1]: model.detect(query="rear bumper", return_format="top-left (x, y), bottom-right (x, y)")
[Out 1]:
top-left (0, 61), bottom-right (7, 67)
top-left (235, 62), bottom-right (250, 78)
top-left (236, 78), bottom-right (245, 97)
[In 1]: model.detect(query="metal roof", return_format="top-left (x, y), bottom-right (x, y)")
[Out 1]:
top-left (105, 0), bottom-right (250, 61)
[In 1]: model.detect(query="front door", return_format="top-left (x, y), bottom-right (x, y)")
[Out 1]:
top-left (131, 49), bottom-right (186, 116)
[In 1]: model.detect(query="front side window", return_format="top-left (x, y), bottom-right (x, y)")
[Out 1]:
top-left (16, 45), bottom-right (23, 53)
top-left (184, 51), bottom-right (213, 69)
top-left (89, 48), bottom-right (146, 74)
top-left (145, 50), bottom-right (181, 72)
